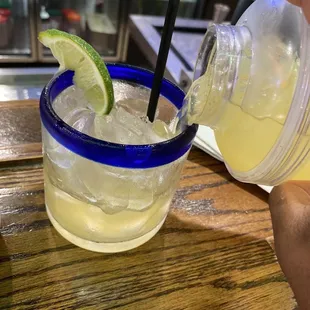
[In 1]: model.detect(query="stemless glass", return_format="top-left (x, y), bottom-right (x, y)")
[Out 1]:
top-left (40, 64), bottom-right (198, 253)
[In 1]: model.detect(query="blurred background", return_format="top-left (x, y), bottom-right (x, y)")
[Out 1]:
top-left (0, 0), bottom-right (250, 100)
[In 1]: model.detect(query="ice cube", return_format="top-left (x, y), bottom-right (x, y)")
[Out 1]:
top-left (74, 156), bottom-right (156, 213)
top-left (69, 109), bottom-right (95, 135)
top-left (46, 156), bottom-right (94, 203)
top-left (116, 98), bottom-right (149, 117)
top-left (92, 113), bottom-right (118, 142)
top-left (92, 107), bottom-right (140, 144)
top-left (73, 158), bottom-right (132, 214)
top-left (115, 107), bottom-right (165, 144)
top-left (113, 80), bottom-right (150, 103)
top-left (53, 82), bottom-right (171, 146)
top-left (48, 92), bottom-right (96, 168)
top-left (96, 191), bottom-right (131, 215)
top-left (115, 107), bottom-right (144, 135)
top-left (53, 86), bottom-right (88, 119)
top-left (127, 182), bottom-right (154, 211)
top-left (46, 144), bottom-right (76, 169)
top-left (43, 128), bottom-right (76, 169)
top-left (94, 106), bottom-right (164, 145)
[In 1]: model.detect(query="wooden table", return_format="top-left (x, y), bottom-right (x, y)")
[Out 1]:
top-left (0, 100), bottom-right (296, 310)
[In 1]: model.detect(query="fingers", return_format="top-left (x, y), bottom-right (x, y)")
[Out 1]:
top-left (269, 182), bottom-right (310, 310)
top-left (288, 0), bottom-right (310, 23)
top-left (301, 0), bottom-right (310, 23)
top-left (288, 0), bottom-right (301, 5)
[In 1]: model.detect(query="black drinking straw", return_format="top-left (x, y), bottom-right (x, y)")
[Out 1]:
top-left (231, 0), bottom-right (253, 25)
top-left (147, 0), bottom-right (180, 122)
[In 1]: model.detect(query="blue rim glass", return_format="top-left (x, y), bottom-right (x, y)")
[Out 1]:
top-left (40, 63), bottom-right (198, 169)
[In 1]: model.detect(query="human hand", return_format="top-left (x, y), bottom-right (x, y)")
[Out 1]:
top-left (288, 0), bottom-right (310, 23)
top-left (269, 181), bottom-right (310, 310)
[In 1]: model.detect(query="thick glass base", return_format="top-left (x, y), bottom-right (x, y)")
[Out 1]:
top-left (46, 205), bottom-right (166, 253)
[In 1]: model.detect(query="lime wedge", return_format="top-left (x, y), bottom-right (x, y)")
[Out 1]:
top-left (38, 29), bottom-right (114, 115)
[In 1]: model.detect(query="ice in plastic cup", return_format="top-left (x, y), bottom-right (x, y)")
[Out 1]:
top-left (40, 64), bottom-right (198, 253)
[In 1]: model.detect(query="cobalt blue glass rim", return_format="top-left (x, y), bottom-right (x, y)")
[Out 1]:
top-left (40, 63), bottom-right (198, 169)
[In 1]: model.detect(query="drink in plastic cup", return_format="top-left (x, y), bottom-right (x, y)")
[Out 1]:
top-left (186, 0), bottom-right (309, 185)
top-left (40, 64), bottom-right (198, 253)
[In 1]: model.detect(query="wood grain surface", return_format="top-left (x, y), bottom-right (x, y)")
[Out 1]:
top-left (0, 100), bottom-right (41, 163)
top-left (0, 101), bottom-right (296, 310)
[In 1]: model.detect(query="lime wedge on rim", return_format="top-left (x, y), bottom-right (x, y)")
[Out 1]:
top-left (38, 29), bottom-right (114, 115)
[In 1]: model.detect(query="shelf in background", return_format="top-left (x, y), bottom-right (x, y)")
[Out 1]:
top-left (0, 17), bottom-right (31, 57)
top-left (171, 31), bottom-right (204, 71)
top-left (129, 15), bottom-right (209, 84)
